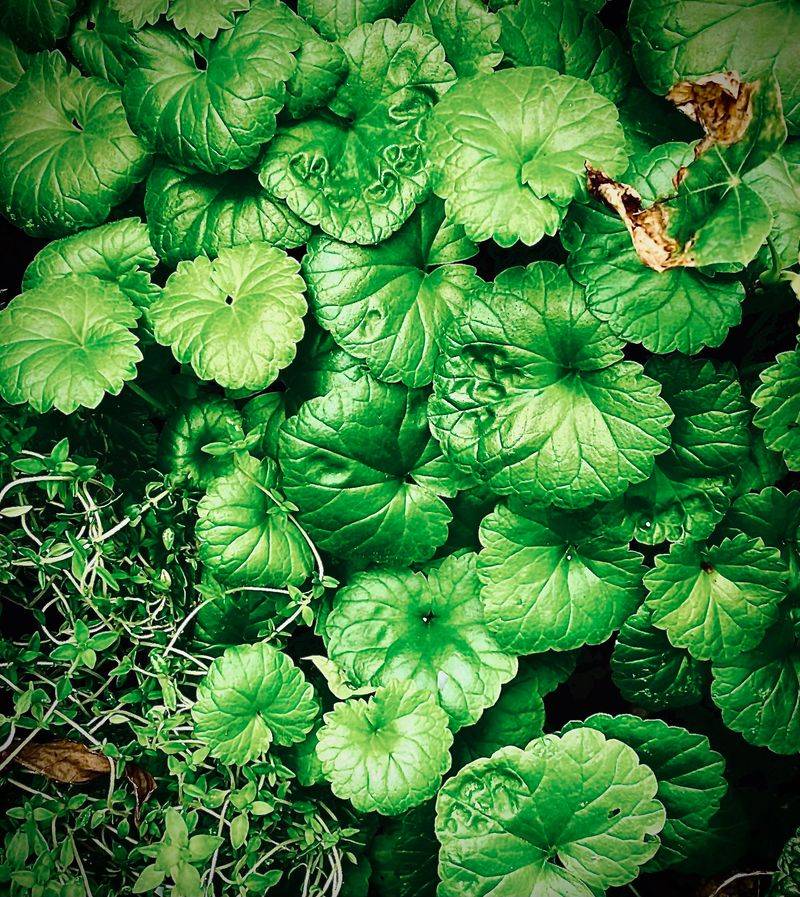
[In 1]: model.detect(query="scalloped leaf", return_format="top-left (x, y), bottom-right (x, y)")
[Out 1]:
top-left (316, 682), bottom-right (453, 815)
top-left (478, 500), bottom-right (644, 654)
top-left (752, 349), bottom-right (800, 472)
top-left (429, 262), bottom-right (673, 507)
top-left (148, 243), bottom-right (306, 391)
top-left (0, 275), bottom-right (141, 415)
top-left (325, 554), bottom-right (517, 730)
top-left (69, 0), bottom-right (141, 85)
top-left (644, 533), bottom-right (787, 662)
top-left (0, 0), bottom-right (79, 51)
top-left (436, 728), bottom-right (666, 897)
top-left (0, 51), bottom-right (150, 237)
top-left (192, 640), bottom-right (318, 764)
top-left (427, 66), bottom-right (627, 247)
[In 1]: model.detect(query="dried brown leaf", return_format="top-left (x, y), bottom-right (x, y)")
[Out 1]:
top-left (2, 739), bottom-right (111, 784)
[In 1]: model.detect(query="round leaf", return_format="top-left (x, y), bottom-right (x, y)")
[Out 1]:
top-left (478, 500), bottom-right (644, 654)
top-left (644, 533), bottom-right (787, 662)
top-left (429, 262), bottom-right (673, 507)
top-left (148, 243), bottom-right (306, 391)
top-left (436, 728), bottom-right (666, 896)
top-left (611, 603), bottom-right (708, 712)
top-left (144, 162), bottom-right (310, 268)
top-left (562, 714), bottom-right (727, 870)
top-left (192, 641), bottom-right (318, 764)
top-left (316, 682), bottom-right (453, 815)
top-left (0, 51), bottom-right (150, 237)
top-left (278, 371), bottom-right (461, 563)
top-left (196, 456), bottom-right (313, 589)
top-left (427, 66), bottom-right (627, 247)
top-left (303, 198), bottom-right (479, 387)
top-left (0, 274), bottom-right (141, 414)
top-left (325, 554), bottom-right (517, 731)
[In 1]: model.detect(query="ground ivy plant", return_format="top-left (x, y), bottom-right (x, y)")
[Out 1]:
top-left (0, 2), bottom-right (799, 896)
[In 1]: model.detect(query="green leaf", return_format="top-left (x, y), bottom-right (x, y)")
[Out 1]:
top-left (173, 862), bottom-right (202, 897)
top-left (404, 0), bottom-right (502, 77)
top-left (746, 143), bottom-right (800, 276)
top-left (148, 243), bottom-right (306, 391)
top-left (616, 86), bottom-right (700, 158)
top-left (196, 456), bottom-right (314, 589)
top-left (122, 4), bottom-right (300, 174)
top-left (304, 655), bottom-right (376, 701)
top-left (711, 620), bottom-right (800, 755)
top-left (69, 0), bottom-right (141, 85)
top-left (478, 500), bottom-right (643, 654)
top-left (0, 51), bottom-right (150, 237)
top-left (110, 0), bottom-right (169, 29)
top-left (167, 0), bottom-right (249, 38)
top-left (132, 864), bottom-right (165, 893)
top-left (192, 640), bottom-right (318, 764)
top-left (436, 728), bottom-right (665, 896)
top-left (260, 20), bottom-right (455, 245)
top-left (22, 217), bottom-right (160, 309)
top-left (0, 0), bottom-right (78, 51)
top-left (144, 163), bottom-right (311, 268)
top-left (429, 262), bottom-right (673, 507)
top-left (242, 392), bottom-right (286, 461)
top-left (326, 554), bottom-right (516, 730)
top-left (565, 142), bottom-right (745, 354)
top-left (611, 603), bottom-right (708, 712)
top-left (194, 583), bottom-right (279, 650)
top-left (562, 714), bottom-right (727, 870)
top-left (229, 813), bottom-right (249, 849)
top-left (499, 0), bottom-right (630, 101)
top-left (427, 66), bottom-right (627, 247)
top-left (752, 349), bottom-right (800, 471)
top-left (297, 0), bottom-right (412, 40)
top-left (644, 533), bottom-right (787, 662)
top-left (453, 653), bottom-right (575, 767)
top-left (629, 0), bottom-right (800, 134)
top-left (316, 682), bottom-right (453, 815)
top-left (158, 397), bottom-right (244, 489)
top-left (278, 371), bottom-right (459, 563)
top-left (284, 19), bottom-right (347, 119)
top-left (0, 32), bottom-right (30, 95)
top-left (371, 807), bottom-right (438, 897)
top-left (770, 826), bottom-right (800, 896)
top-left (303, 198), bottom-right (479, 387)
top-left (0, 275), bottom-right (141, 415)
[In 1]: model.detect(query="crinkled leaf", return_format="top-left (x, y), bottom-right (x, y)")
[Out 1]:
top-left (122, 4), bottom-right (300, 174)
top-left (278, 371), bottom-right (460, 563)
top-left (371, 807), bottom-right (438, 897)
top-left (770, 827), bottom-right (800, 897)
top-left (644, 533), bottom-right (787, 662)
top-left (167, 0), bottom-right (249, 38)
top-left (427, 66), bottom-right (627, 247)
top-left (436, 728), bottom-right (666, 897)
top-left (611, 603), bottom-right (708, 712)
top-left (0, 0), bottom-right (78, 50)
top-left (0, 275), bottom-right (141, 414)
top-left (69, 0), bottom-right (141, 85)
top-left (297, 0), bottom-right (412, 40)
top-left (453, 654), bottom-right (575, 766)
top-left (478, 500), bottom-right (644, 654)
top-left (747, 143), bottom-right (800, 276)
top-left (260, 20), bottom-right (455, 245)
top-left (430, 262), bottom-right (673, 507)
top-left (0, 52), bottom-right (150, 237)
top-left (752, 349), bottom-right (800, 471)
top-left (711, 620), bottom-right (800, 755)
top-left (144, 163), bottom-right (310, 268)
top-left (148, 243), bottom-right (306, 390)
top-left (110, 0), bottom-right (170, 29)
top-left (326, 554), bottom-right (517, 730)
top-left (303, 198), bottom-right (479, 387)
top-left (562, 714), bottom-right (727, 870)
top-left (157, 397), bottom-right (243, 489)
top-left (192, 640), bottom-right (318, 764)
top-left (196, 456), bottom-right (313, 588)
top-left (629, 0), bottom-right (800, 134)
top-left (565, 142), bottom-right (745, 354)
top-left (316, 682), bottom-right (453, 815)
top-left (499, 0), bottom-right (630, 101)
top-left (404, 0), bottom-right (502, 77)
top-left (22, 217), bottom-right (160, 309)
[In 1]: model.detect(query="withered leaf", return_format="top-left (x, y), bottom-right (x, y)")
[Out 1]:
top-left (125, 764), bottom-right (156, 828)
top-left (1, 739), bottom-right (111, 784)
top-left (667, 73), bottom-right (755, 157)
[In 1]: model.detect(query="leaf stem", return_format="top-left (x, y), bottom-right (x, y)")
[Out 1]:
top-left (126, 381), bottom-right (170, 415)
